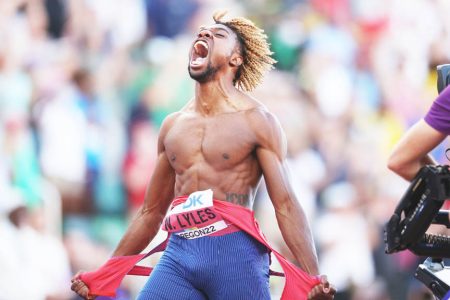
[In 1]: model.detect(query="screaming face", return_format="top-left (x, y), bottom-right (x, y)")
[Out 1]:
top-left (191, 40), bottom-right (209, 68)
top-left (188, 38), bottom-right (218, 83)
top-left (188, 24), bottom-right (240, 83)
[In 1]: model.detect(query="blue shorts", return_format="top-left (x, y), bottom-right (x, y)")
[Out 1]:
top-left (136, 231), bottom-right (270, 300)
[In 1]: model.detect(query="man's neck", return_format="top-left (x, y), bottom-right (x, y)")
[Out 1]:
top-left (194, 77), bottom-right (240, 115)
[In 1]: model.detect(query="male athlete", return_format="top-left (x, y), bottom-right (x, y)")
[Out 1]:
top-left (71, 12), bottom-right (335, 299)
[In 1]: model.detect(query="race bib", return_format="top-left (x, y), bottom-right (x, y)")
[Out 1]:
top-left (162, 190), bottom-right (228, 239)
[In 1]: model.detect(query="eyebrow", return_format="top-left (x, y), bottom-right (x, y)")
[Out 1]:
top-left (198, 26), bottom-right (230, 34)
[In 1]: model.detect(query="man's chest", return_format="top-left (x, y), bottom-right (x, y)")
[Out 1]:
top-left (164, 114), bottom-right (257, 169)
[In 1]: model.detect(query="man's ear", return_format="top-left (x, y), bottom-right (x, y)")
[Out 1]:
top-left (229, 53), bottom-right (243, 67)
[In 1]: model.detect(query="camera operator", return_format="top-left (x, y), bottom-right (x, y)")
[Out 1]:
top-left (386, 66), bottom-right (450, 299)
top-left (388, 86), bottom-right (450, 181)
top-left (388, 78), bottom-right (450, 225)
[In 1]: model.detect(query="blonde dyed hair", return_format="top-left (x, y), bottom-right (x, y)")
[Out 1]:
top-left (213, 11), bottom-right (276, 91)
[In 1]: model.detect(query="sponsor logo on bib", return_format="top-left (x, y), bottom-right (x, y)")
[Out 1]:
top-left (162, 190), bottom-right (228, 239)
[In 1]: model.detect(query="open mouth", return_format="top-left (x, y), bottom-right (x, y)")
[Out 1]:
top-left (190, 40), bottom-right (209, 67)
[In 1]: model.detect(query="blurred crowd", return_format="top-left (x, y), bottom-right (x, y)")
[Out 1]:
top-left (1, 0), bottom-right (450, 299)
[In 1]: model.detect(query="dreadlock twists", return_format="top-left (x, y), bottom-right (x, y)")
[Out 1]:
top-left (213, 11), bottom-right (276, 91)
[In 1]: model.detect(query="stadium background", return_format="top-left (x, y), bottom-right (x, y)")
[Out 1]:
top-left (1, 0), bottom-right (449, 299)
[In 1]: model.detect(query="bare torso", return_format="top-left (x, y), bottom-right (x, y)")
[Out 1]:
top-left (163, 101), bottom-right (264, 209)
top-left (71, 19), bottom-right (329, 298)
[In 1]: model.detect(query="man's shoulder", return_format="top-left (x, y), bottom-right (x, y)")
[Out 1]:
top-left (159, 111), bottom-right (186, 138)
top-left (242, 99), bottom-right (279, 128)
top-left (161, 111), bottom-right (183, 126)
top-left (238, 93), bottom-right (266, 111)
top-left (235, 94), bottom-right (267, 117)
top-left (159, 100), bottom-right (197, 133)
top-left (240, 100), bottom-right (283, 147)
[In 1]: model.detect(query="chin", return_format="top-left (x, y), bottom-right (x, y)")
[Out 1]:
top-left (188, 61), bottom-right (219, 83)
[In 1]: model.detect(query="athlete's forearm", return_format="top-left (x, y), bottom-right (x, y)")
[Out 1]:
top-left (112, 209), bottom-right (164, 256)
top-left (275, 198), bottom-right (319, 275)
top-left (112, 187), bottom-right (174, 256)
top-left (112, 153), bottom-right (175, 256)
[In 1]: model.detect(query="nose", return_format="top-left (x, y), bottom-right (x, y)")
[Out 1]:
top-left (198, 29), bottom-right (212, 39)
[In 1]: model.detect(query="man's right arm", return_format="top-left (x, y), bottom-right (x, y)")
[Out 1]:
top-left (71, 114), bottom-right (178, 298)
top-left (113, 150), bottom-right (175, 255)
top-left (113, 113), bottom-right (178, 255)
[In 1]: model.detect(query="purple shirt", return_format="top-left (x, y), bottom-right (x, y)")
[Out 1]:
top-left (424, 85), bottom-right (450, 135)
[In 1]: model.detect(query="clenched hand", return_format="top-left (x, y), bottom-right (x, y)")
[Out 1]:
top-left (71, 272), bottom-right (96, 300)
top-left (308, 275), bottom-right (336, 300)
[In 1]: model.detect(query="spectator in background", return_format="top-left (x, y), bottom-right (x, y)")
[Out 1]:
top-left (145, 0), bottom-right (199, 38)
top-left (0, 187), bottom-right (72, 300)
top-left (316, 182), bottom-right (375, 300)
top-left (72, 68), bottom-right (104, 207)
top-left (37, 67), bottom-right (89, 214)
top-left (44, 0), bottom-right (66, 39)
top-left (123, 121), bottom-right (158, 215)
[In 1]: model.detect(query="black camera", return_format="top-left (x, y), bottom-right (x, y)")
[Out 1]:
top-left (384, 165), bottom-right (450, 256)
top-left (384, 165), bottom-right (450, 299)
top-left (437, 64), bottom-right (450, 94)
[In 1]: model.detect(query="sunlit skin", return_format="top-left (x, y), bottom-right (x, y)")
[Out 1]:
top-left (72, 23), bottom-right (335, 300)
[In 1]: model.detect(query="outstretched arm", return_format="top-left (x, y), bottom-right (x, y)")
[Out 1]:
top-left (112, 113), bottom-right (178, 255)
top-left (113, 150), bottom-right (175, 255)
top-left (71, 114), bottom-right (178, 298)
top-left (388, 120), bottom-right (446, 181)
top-left (254, 110), bottom-right (318, 274)
top-left (252, 109), bottom-right (334, 299)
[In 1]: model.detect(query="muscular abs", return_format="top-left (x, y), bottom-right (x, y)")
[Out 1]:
top-left (163, 110), bottom-right (262, 208)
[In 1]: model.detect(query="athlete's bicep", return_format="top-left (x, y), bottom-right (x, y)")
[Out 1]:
top-left (254, 111), bottom-right (295, 209)
top-left (257, 147), bottom-right (295, 210)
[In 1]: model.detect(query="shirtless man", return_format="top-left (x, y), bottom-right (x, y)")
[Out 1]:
top-left (71, 12), bottom-right (335, 300)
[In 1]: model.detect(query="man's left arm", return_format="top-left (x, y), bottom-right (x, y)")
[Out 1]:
top-left (252, 110), bottom-right (334, 299)
top-left (257, 145), bottom-right (319, 274)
